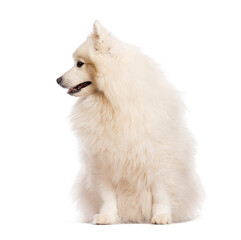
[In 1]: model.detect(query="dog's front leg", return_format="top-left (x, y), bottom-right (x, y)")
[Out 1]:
top-left (151, 181), bottom-right (172, 224)
top-left (93, 178), bottom-right (118, 225)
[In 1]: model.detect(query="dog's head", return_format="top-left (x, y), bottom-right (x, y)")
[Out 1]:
top-left (57, 20), bottom-right (119, 98)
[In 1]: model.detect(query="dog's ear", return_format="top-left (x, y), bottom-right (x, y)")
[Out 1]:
top-left (92, 20), bottom-right (111, 53)
top-left (93, 20), bottom-right (106, 40)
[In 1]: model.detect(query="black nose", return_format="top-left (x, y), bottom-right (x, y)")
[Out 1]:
top-left (56, 77), bottom-right (62, 84)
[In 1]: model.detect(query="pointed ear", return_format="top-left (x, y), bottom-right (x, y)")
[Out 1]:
top-left (92, 20), bottom-right (111, 53)
top-left (92, 20), bottom-right (106, 40)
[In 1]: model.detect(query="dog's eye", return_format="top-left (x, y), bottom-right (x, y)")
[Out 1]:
top-left (77, 61), bottom-right (84, 68)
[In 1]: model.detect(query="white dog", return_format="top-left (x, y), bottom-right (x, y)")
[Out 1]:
top-left (57, 21), bottom-right (202, 224)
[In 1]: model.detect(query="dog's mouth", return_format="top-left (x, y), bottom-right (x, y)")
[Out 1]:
top-left (67, 81), bottom-right (92, 94)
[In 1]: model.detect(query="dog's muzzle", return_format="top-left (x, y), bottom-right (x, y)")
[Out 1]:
top-left (56, 76), bottom-right (92, 95)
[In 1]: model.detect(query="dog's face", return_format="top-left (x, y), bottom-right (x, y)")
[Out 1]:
top-left (57, 20), bottom-right (117, 98)
top-left (56, 37), bottom-right (98, 97)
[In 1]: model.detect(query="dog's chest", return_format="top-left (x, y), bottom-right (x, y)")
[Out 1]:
top-left (72, 97), bottom-right (156, 171)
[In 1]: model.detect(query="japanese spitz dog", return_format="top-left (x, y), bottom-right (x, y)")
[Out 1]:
top-left (57, 21), bottom-right (202, 224)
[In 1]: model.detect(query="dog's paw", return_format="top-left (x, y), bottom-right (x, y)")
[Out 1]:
top-left (93, 214), bottom-right (117, 225)
top-left (151, 213), bottom-right (172, 225)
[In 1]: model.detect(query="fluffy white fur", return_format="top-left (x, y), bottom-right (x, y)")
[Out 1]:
top-left (59, 21), bottom-right (202, 224)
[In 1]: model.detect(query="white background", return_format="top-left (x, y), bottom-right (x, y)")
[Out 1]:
top-left (0, 0), bottom-right (241, 239)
